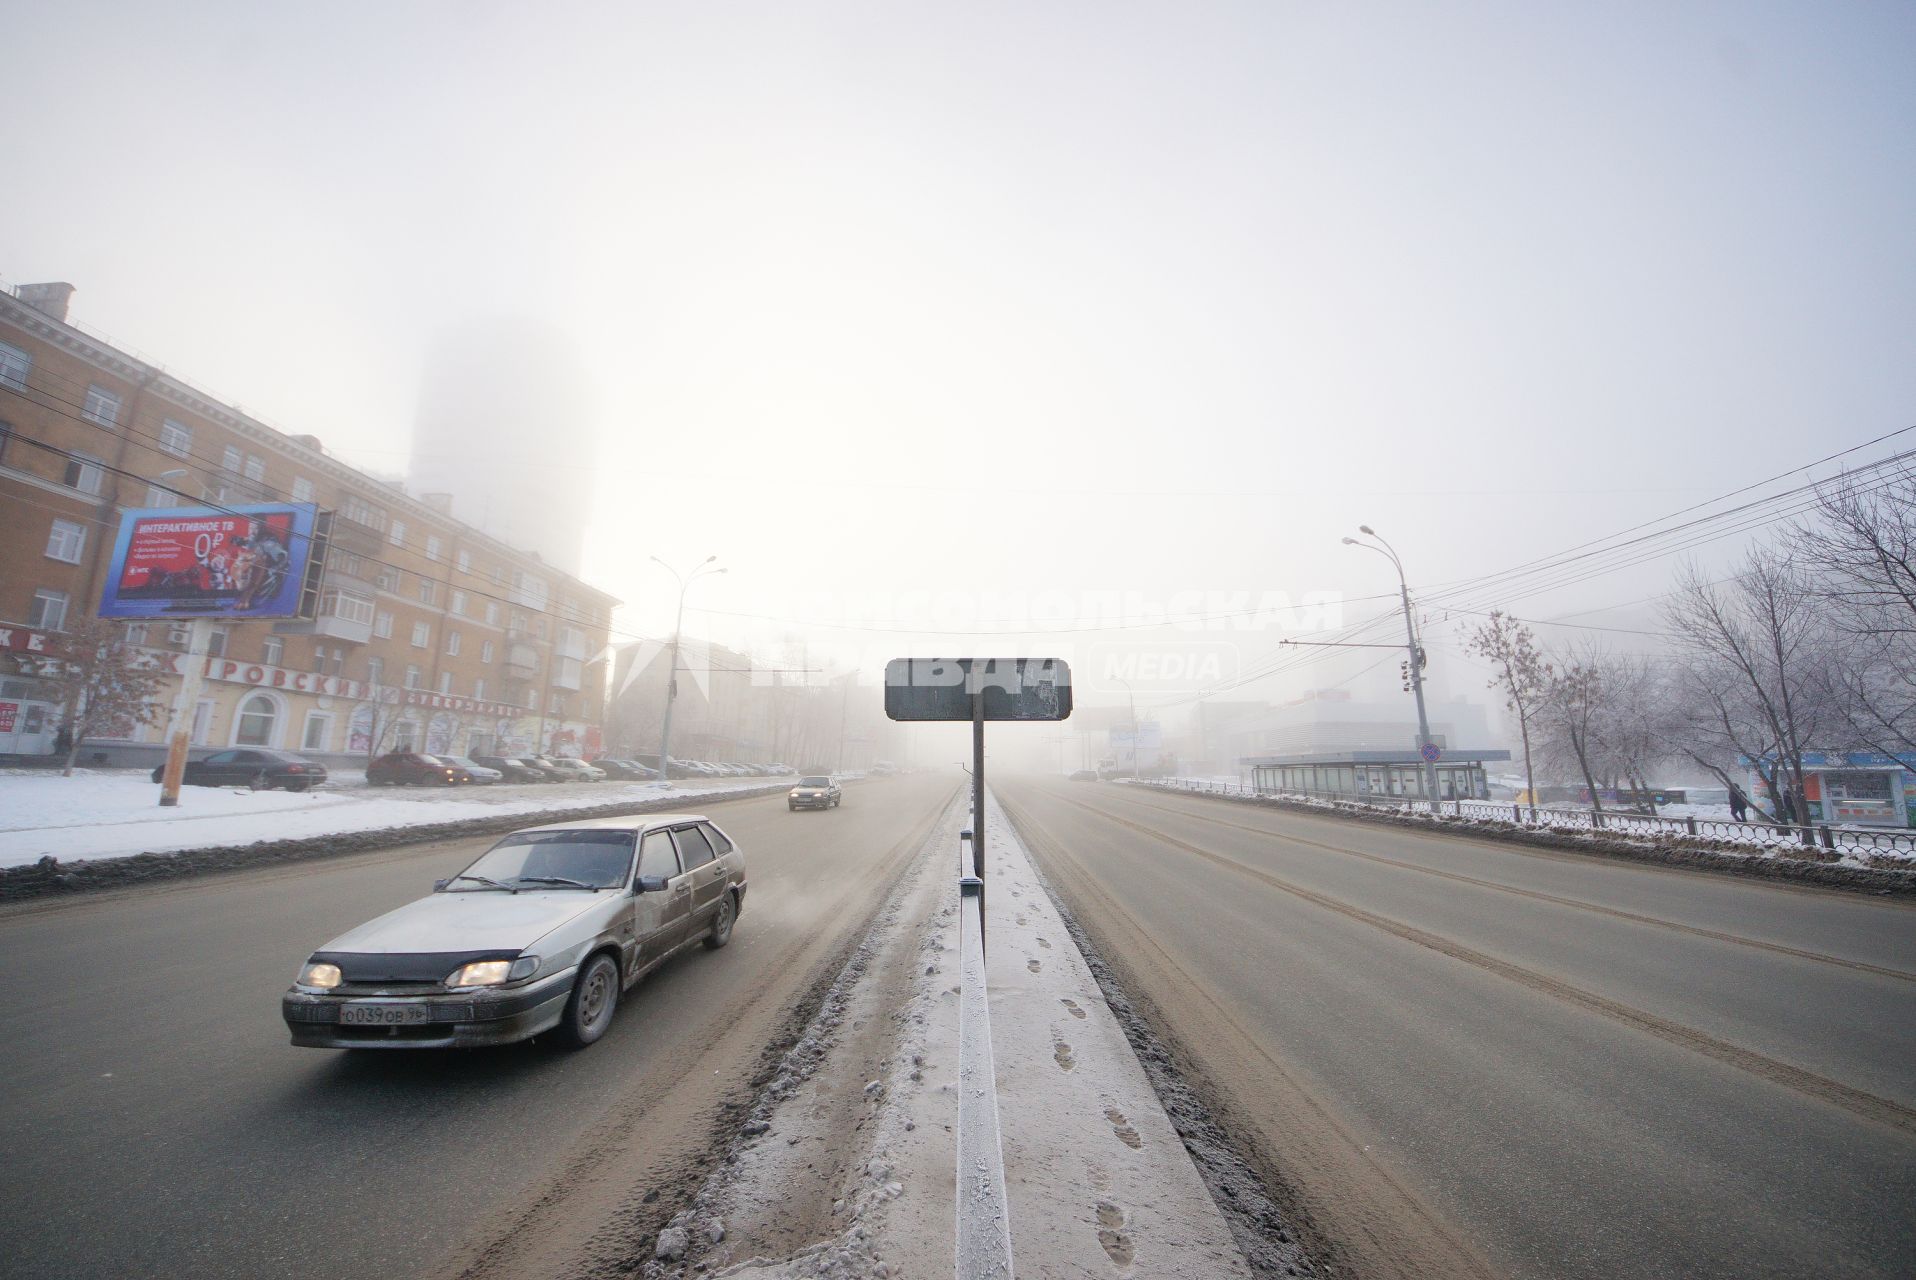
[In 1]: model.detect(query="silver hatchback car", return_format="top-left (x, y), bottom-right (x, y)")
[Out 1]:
top-left (282, 814), bottom-right (746, 1050)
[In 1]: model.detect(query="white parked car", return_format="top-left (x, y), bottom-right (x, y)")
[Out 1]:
top-left (546, 758), bottom-right (606, 782)
top-left (439, 755), bottom-right (503, 784)
top-left (283, 815), bottom-right (747, 1050)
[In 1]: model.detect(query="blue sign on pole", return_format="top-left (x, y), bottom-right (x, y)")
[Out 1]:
top-left (1420, 741), bottom-right (1442, 763)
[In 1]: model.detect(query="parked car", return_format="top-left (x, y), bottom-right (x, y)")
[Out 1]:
top-left (788, 775), bottom-right (841, 811)
top-left (282, 814), bottom-right (748, 1050)
top-left (367, 752), bottom-right (474, 786)
top-left (150, 748), bottom-right (328, 792)
top-left (1070, 769), bottom-right (1100, 781)
top-left (439, 755), bottom-right (502, 784)
top-left (471, 755), bottom-right (547, 784)
top-left (519, 755), bottom-right (572, 782)
top-left (594, 758), bottom-right (661, 781)
top-left (545, 758), bottom-right (606, 783)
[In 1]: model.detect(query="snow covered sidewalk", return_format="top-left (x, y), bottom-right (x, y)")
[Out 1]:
top-left (0, 771), bottom-right (781, 867)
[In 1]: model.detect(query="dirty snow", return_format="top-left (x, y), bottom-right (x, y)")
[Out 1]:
top-left (0, 770), bottom-right (781, 867)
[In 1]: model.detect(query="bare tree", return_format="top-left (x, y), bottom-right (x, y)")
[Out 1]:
top-left (1541, 652), bottom-right (1608, 816)
top-left (1661, 552), bottom-right (1829, 823)
top-left (44, 618), bottom-right (169, 776)
top-left (1791, 468), bottom-right (1916, 758)
top-left (1468, 611), bottom-right (1551, 818)
top-left (1590, 652), bottom-right (1675, 815)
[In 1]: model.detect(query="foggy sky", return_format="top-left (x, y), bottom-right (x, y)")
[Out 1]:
top-left (7, 1), bottom-right (1913, 756)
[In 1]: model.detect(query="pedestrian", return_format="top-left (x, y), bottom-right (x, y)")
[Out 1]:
top-left (53, 724), bottom-right (73, 757)
top-left (1728, 783), bottom-right (1748, 822)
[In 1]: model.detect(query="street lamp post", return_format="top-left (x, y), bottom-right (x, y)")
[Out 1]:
top-left (653, 555), bottom-right (724, 786)
top-left (1114, 675), bottom-right (1141, 780)
top-left (1343, 526), bottom-right (1440, 805)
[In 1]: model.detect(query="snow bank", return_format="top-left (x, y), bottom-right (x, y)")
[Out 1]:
top-left (0, 772), bottom-right (781, 867)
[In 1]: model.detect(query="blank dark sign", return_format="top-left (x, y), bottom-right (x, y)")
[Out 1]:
top-left (884, 658), bottom-right (1072, 722)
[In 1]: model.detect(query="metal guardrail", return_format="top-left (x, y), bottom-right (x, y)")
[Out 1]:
top-left (955, 830), bottom-right (1013, 1279)
top-left (1133, 778), bottom-right (1916, 858)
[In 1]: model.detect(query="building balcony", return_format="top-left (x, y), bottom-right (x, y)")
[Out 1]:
top-left (274, 612), bottom-right (373, 645)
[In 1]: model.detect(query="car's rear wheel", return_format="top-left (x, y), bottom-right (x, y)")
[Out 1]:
top-left (285, 779), bottom-right (309, 793)
top-left (249, 770), bottom-right (271, 791)
top-left (705, 891), bottom-right (737, 949)
top-left (550, 953), bottom-right (620, 1050)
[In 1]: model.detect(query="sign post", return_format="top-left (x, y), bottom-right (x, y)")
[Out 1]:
top-left (886, 657), bottom-right (1071, 956)
top-left (158, 617), bottom-right (212, 807)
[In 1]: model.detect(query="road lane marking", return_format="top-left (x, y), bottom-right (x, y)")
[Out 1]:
top-left (1053, 791), bottom-right (1916, 1140)
top-left (1105, 788), bottom-right (1916, 985)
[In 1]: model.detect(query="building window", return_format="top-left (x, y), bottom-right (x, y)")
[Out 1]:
top-left (82, 385), bottom-right (121, 426)
top-left (404, 664), bottom-right (422, 690)
top-left (330, 551), bottom-right (363, 578)
top-left (45, 518), bottom-right (86, 563)
top-left (481, 639), bottom-right (494, 664)
top-left (29, 589), bottom-right (68, 630)
top-left (416, 577), bottom-right (436, 606)
top-left (484, 601), bottom-right (499, 626)
top-left (342, 495), bottom-right (383, 529)
top-left (144, 483), bottom-right (174, 508)
top-left (367, 656), bottom-right (384, 686)
top-left (449, 589), bottom-right (466, 616)
top-left (456, 549), bottom-right (471, 573)
top-left (235, 694), bottom-right (278, 747)
top-left (446, 629), bottom-right (462, 656)
top-left (322, 588), bottom-right (375, 627)
top-left (394, 720), bottom-right (418, 751)
top-left (490, 563), bottom-right (506, 586)
top-left (411, 621), bottom-right (430, 648)
top-left (263, 636), bottom-right (284, 666)
top-left (159, 419), bottom-right (193, 457)
top-left (389, 519), bottom-right (407, 547)
top-left (222, 444), bottom-right (243, 473)
top-left (374, 610), bottom-right (393, 639)
top-left (426, 535), bottom-right (444, 561)
top-left (437, 671), bottom-right (453, 695)
top-left (125, 622), bottom-right (148, 646)
top-left (63, 452), bottom-right (104, 495)
top-left (207, 626), bottom-right (229, 658)
top-left (0, 341), bottom-right (29, 390)
top-left (291, 475), bottom-right (315, 503)
top-left (473, 677), bottom-right (486, 702)
top-left (243, 454), bottom-right (266, 484)
top-left (302, 712), bottom-right (334, 753)
top-left (374, 565), bottom-right (399, 592)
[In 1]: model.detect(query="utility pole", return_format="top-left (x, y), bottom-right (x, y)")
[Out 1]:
top-left (1343, 526), bottom-right (1439, 803)
top-left (653, 555), bottom-right (724, 784)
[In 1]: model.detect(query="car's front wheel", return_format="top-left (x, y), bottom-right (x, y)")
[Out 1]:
top-left (550, 953), bottom-right (620, 1050)
top-left (705, 891), bottom-right (737, 949)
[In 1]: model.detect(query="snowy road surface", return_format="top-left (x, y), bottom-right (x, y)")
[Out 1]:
top-left (998, 776), bottom-right (1916, 1280)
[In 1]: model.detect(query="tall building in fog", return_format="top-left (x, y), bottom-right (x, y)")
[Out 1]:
top-left (408, 320), bottom-right (596, 578)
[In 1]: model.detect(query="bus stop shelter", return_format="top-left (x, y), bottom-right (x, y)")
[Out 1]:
top-left (1245, 748), bottom-right (1511, 803)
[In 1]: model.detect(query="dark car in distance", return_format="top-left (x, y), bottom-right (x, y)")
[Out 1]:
top-left (150, 748), bottom-right (328, 792)
top-left (471, 755), bottom-right (547, 783)
top-left (593, 758), bottom-right (662, 781)
top-left (367, 752), bottom-right (473, 786)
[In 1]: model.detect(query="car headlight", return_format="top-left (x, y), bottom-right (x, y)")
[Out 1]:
top-left (447, 957), bottom-right (540, 988)
top-left (298, 961), bottom-right (342, 989)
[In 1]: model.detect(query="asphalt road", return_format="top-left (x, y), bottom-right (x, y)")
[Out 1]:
top-left (0, 773), bottom-right (958, 1280)
top-left (997, 777), bottom-right (1916, 1280)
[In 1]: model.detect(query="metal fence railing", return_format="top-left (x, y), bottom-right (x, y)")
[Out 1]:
top-left (1131, 778), bottom-right (1916, 858)
top-left (955, 827), bottom-right (1013, 1279)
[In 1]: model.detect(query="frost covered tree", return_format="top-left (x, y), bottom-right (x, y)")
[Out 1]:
top-left (1661, 552), bottom-right (1829, 823)
top-left (1541, 651), bottom-right (1609, 816)
top-left (43, 618), bottom-right (168, 777)
top-left (1467, 611), bottom-right (1551, 818)
top-left (1791, 469), bottom-right (1916, 757)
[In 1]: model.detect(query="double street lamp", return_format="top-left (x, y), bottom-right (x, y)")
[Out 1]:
top-left (653, 555), bottom-right (724, 785)
top-left (1342, 526), bottom-right (1440, 804)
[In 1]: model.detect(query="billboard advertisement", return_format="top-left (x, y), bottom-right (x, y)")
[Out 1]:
top-left (98, 504), bottom-right (320, 620)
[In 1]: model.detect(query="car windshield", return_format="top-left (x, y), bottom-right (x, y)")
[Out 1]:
top-left (799, 777), bottom-right (832, 787)
top-left (453, 830), bottom-right (636, 890)
top-left (415, 755), bottom-right (447, 766)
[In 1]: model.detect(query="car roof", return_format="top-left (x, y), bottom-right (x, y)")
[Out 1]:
top-left (513, 813), bottom-right (712, 835)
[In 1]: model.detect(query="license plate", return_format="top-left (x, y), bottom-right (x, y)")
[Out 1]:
top-left (339, 1002), bottom-right (432, 1026)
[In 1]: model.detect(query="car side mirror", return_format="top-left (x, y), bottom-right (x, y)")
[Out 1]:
top-left (433, 878), bottom-right (450, 891)
top-left (636, 875), bottom-right (669, 894)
